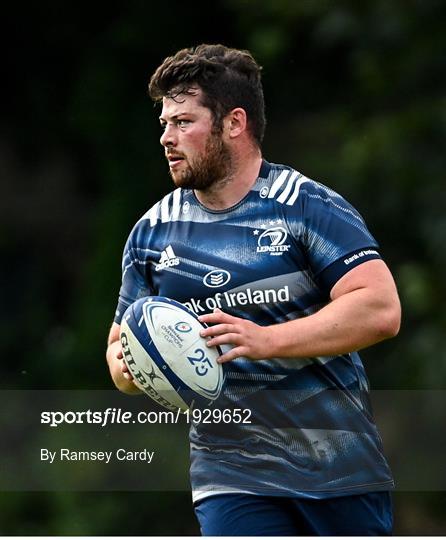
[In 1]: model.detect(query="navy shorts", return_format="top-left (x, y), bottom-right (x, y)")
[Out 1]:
top-left (194, 491), bottom-right (393, 536)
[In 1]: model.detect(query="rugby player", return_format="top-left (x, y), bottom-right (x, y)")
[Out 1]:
top-left (106, 44), bottom-right (401, 535)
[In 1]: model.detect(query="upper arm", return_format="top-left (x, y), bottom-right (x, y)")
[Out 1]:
top-left (295, 181), bottom-right (382, 293)
top-left (330, 259), bottom-right (401, 338)
top-left (330, 259), bottom-right (399, 301)
top-left (115, 221), bottom-right (154, 325)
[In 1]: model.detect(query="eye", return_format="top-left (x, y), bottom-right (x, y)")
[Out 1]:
top-left (159, 122), bottom-right (167, 131)
top-left (177, 119), bottom-right (191, 128)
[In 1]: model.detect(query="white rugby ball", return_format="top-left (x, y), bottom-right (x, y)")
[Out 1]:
top-left (120, 296), bottom-right (224, 411)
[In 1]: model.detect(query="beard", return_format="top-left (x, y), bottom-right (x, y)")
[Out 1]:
top-left (169, 131), bottom-right (233, 191)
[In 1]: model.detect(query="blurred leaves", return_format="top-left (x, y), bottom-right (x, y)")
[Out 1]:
top-left (1, 0), bottom-right (446, 534)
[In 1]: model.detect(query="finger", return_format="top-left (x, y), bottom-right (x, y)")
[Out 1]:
top-left (198, 309), bottom-right (235, 325)
top-left (122, 361), bottom-right (134, 380)
top-left (206, 333), bottom-right (242, 348)
top-left (217, 346), bottom-right (246, 363)
top-left (200, 323), bottom-right (235, 338)
top-left (121, 360), bottom-right (131, 374)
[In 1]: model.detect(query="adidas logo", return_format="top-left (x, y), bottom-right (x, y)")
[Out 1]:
top-left (155, 245), bottom-right (180, 271)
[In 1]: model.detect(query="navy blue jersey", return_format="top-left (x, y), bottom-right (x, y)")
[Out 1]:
top-left (115, 160), bottom-right (393, 501)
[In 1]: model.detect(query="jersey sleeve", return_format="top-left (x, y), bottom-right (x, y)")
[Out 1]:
top-left (294, 180), bottom-right (381, 293)
top-left (114, 221), bottom-right (154, 324)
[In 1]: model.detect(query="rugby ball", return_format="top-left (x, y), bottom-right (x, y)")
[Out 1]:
top-left (120, 296), bottom-right (224, 411)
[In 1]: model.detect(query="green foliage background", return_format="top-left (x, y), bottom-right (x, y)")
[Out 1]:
top-left (2, 0), bottom-right (445, 535)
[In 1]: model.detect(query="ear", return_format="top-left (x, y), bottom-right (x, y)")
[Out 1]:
top-left (224, 108), bottom-right (247, 139)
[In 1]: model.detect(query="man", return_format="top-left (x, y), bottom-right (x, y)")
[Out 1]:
top-left (106, 44), bottom-right (401, 535)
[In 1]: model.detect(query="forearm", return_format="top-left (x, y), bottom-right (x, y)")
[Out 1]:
top-left (267, 287), bottom-right (400, 359)
top-left (200, 261), bottom-right (401, 364)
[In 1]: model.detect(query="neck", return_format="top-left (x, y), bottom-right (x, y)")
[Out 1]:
top-left (194, 147), bottom-right (263, 211)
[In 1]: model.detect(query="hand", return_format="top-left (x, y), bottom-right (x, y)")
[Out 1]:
top-left (112, 342), bottom-right (133, 381)
top-left (110, 341), bottom-right (133, 380)
top-left (115, 346), bottom-right (137, 383)
top-left (198, 309), bottom-right (271, 363)
top-left (120, 354), bottom-right (134, 381)
top-left (106, 338), bottom-right (140, 394)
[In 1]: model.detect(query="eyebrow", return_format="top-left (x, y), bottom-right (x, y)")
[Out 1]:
top-left (159, 112), bottom-right (192, 123)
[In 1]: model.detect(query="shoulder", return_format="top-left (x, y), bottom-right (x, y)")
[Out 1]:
top-left (260, 161), bottom-right (327, 205)
top-left (262, 160), bottom-right (363, 220)
top-left (136, 187), bottom-right (185, 228)
top-left (126, 187), bottom-right (187, 243)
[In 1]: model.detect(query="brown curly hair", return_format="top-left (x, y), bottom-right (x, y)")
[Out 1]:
top-left (148, 44), bottom-right (266, 146)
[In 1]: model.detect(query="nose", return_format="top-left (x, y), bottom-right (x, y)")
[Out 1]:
top-left (160, 123), bottom-right (177, 148)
